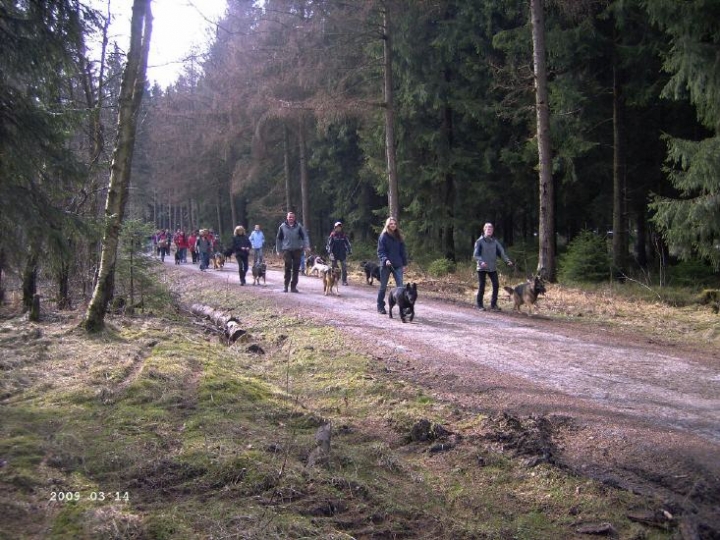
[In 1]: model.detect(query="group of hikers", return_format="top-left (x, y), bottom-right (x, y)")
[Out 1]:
top-left (152, 228), bottom-right (220, 266)
top-left (155, 213), bottom-right (514, 314)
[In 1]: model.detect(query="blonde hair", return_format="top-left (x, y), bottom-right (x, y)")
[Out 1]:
top-left (234, 225), bottom-right (246, 236)
top-left (381, 217), bottom-right (403, 241)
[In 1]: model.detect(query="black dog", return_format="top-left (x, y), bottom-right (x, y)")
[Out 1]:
top-left (252, 262), bottom-right (267, 285)
top-left (388, 283), bottom-right (418, 323)
top-left (360, 261), bottom-right (381, 285)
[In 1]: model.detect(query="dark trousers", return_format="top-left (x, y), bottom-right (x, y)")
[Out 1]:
top-left (283, 249), bottom-right (303, 289)
top-left (477, 270), bottom-right (499, 308)
top-left (236, 254), bottom-right (249, 284)
top-left (331, 257), bottom-right (348, 283)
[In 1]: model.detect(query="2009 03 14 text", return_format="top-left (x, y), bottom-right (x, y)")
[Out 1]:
top-left (49, 491), bottom-right (130, 502)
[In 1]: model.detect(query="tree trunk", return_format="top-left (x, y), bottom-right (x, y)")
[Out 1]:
top-left (215, 188), bottom-right (223, 238)
top-left (83, 0), bottom-right (152, 332)
top-left (56, 251), bottom-right (72, 310)
top-left (298, 116), bottom-right (311, 235)
top-left (0, 248), bottom-right (5, 303)
top-left (383, 2), bottom-right (400, 220)
top-left (442, 97), bottom-right (456, 261)
top-left (22, 249), bottom-right (39, 313)
top-left (190, 304), bottom-right (246, 343)
top-left (283, 122), bottom-right (292, 212)
top-left (612, 63), bottom-right (628, 278)
top-left (530, 0), bottom-right (555, 281)
top-left (635, 198), bottom-right (648, 269)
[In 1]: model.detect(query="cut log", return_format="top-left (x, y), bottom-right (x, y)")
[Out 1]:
top-left (189, 304), bottom-right (246, 343)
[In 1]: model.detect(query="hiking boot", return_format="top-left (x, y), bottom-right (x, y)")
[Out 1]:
top-left (283, 287), bottom-right (288, 293)
top-left (342, 281), bottom-right (348, 286)
top-left (378, 307), bottom-right (387, 314)
top-left (489, 305), bottom-right (501, 312)
top-left (476, 305), bottom-right (485, 311)
top-left (290, 287), bottom-right (299, 293)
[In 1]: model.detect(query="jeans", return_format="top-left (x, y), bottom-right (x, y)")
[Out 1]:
top-left (477, 270), bottom-right (499, 307)
top-left (200, 252), bottom-right (210, 270)
top-left (253, 248), bottom-right (264, 265)
top-left (377, 264), bottom-right (403, 309)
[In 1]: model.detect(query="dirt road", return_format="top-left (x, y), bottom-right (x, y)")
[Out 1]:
top-left (170, 259), bottom-right (720, 534)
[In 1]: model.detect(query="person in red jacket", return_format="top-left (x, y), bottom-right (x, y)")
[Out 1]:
top-left (187, 230), bottom-right (198, 264)
top-left (174, 230), bottom-right (189, 263)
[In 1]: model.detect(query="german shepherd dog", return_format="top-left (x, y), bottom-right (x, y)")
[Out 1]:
top-left (323, 267), bottom-right (341, 296)
top-left (504, 276), bottom-right (546, 315)
top-left (252, 262), bottom-right (267, 285)
top-left (212, 252), bottom-right (226, 270)
top-left (360, 261), bottom-right (381, 285)
top-left (388, 283), bottom-right (418, 323)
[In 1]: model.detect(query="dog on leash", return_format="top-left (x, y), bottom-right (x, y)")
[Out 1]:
top-left (360, 261), bottom-right (381, 285)
top-left (252, 262), bottom-right (267, 285)
top-left (212, 252), bottom-right (226, 270)
top-left (388, 283), bottom-right (418, 323)
top-left (504, 275), bottom-right (546, 315)
top-left (323, 267), bottom-right (341, 296)
top-left (307, 256), bottom-right (327, 277)
top-left (311, 261), bottom-right (330, 278)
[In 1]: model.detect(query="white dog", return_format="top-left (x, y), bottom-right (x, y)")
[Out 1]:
top-left (311, 263), bottom-right (331, 277)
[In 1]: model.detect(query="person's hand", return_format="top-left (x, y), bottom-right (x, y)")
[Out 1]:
top-left (479, 261), bottom-right (487, 269)
top-left (385, 260), bottom-right (392, 266)
top-left (508, 260), bottom-right (514, 267)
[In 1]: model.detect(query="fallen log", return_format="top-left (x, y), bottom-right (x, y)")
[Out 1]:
top-left (189, 304), bottom-right (246, 343)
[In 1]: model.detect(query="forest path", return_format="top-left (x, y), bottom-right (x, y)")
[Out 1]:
top-left (166, 258), bottom-right (720, 531)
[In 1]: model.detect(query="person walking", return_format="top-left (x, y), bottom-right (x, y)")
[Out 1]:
top-left (157, 229), bottom-right (170, 262)
top-left (276, 211), bottom-right (310, 293)
top-left (473, 222), bottom-right (513, 311)
top-left (174, 229), bottom-right (188, 263)
top-left (376, 217), bottom-right (408, 314)
top-left (231, 225), bottom-right (252, 285)
top-left (249, 224), bottom-right (265, 266)
top-left (196, 229), bottom-right (212, 271)
top-left (188, 229), bottom-right (198, 264)
top-left (326, 221), bottom-right (352, 285)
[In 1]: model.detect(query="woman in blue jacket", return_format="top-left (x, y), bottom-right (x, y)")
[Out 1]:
top-left (376, 217), bottom-right (408, 314)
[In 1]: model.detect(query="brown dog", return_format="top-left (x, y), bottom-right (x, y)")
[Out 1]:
top-left (212, 252), bottom-right (226, 270)
top-left (323, 267), bottom-right (341, 296)
top-left (504, 276), bottom-right (546, 315)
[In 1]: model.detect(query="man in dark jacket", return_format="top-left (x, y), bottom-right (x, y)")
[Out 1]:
top-left (276, 212), bottom-right (310, 292)
top-left (326, 221), bottom-right (352, 285)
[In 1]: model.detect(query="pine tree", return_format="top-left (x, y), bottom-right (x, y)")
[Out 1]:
top-left (647, 1), bottom-right (720, 268)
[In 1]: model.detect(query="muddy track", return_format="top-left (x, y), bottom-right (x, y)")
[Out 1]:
top-left (167, 260), bottom-right (720, 536)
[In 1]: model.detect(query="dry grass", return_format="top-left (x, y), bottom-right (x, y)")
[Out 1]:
top-left (1, 265), bottom-right (706, 538)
